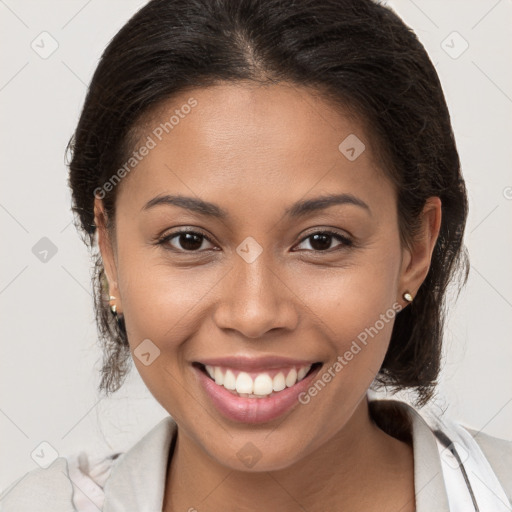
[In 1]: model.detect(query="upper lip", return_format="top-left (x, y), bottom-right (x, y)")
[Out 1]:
top-left (196, 356), bottom-right (320, 372)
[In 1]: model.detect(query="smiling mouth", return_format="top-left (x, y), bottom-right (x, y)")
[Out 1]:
top-left (194, 362), bottom-right (322, 398)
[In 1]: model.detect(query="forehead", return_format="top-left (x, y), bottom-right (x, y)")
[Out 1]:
top-left (116, 82), bottom-right (394, 219)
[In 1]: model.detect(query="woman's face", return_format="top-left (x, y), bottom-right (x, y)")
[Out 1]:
top-left (96, 82), bottom-right (439, 471)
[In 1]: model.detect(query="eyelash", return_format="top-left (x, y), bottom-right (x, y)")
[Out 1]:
top-left (156, 228), bottom-right (354, 254)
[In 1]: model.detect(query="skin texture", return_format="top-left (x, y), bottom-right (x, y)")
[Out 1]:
top-left (94, 82), bottom-right (441, 511)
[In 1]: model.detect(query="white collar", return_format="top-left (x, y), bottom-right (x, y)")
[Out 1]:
top-left (99, 398), bottom-right (508, 512)
top-left (100, 399), bottom-right (447, 511)
top-left (102, 414), bottom-right (176, 512)
top-left (1, 398), bottom-right (507, 512)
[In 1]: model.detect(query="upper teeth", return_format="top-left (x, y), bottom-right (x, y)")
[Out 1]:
top-left (204, 365), bottom-right (312, 398)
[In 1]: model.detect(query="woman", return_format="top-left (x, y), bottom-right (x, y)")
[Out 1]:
top-left (1, 0), bottom-right (510, 510)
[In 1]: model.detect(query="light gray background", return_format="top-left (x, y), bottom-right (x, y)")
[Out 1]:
top-left (1, 0), bottom-right (511, 491)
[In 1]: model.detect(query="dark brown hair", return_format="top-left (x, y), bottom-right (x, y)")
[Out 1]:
top-left (67, 0), bottom-right (469, 407)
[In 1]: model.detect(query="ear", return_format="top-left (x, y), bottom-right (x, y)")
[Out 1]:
top-left (397, 196), bottom-right (442, 305)
top-left (94, 197), bottom-right (120, 305)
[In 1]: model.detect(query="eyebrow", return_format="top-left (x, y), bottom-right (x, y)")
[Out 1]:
top-left (141, 193), bottom-right (371, 219)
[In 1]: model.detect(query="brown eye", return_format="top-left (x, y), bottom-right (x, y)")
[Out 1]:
top-left (158, 230), bottom-right (216, 252)
top-left (295, 231), bottom-right (353, 252)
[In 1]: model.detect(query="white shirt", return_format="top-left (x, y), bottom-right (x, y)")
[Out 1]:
top-left (1, 398), bottom-right (511, 511)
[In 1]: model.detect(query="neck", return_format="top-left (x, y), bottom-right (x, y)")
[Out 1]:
top-left (163, 397), bottom-right (415, 512)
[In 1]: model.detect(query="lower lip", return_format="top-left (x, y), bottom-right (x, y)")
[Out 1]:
top-left (194, 364), bottom-right (321, 424)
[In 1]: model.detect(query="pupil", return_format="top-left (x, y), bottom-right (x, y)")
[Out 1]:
top-left (181, 233), bottom-right (202, 251)
top-left (310, 233), bottom-right (331, 251)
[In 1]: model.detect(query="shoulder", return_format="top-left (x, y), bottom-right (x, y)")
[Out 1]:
top-left (464, 426), bottom-right (512, 502)
top-left (0, 451), bottom-right (122, 512)
top-left (0, 457), bottom-right (74, 511)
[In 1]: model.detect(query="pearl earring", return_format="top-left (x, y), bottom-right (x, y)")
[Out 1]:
top-left (109, 295), bottom-right (126, 333)
top-left (403, 291), bottom-right (413, 303)
top-left (109, 295), bottom-right (117, 315)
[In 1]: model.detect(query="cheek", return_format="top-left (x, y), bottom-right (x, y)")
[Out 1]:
top-left (300, 275), bottom-right (396, 360)
top-left (118, 257), bottom-right (214, 342)
top-left (291, 245), bottom-right (402, 362)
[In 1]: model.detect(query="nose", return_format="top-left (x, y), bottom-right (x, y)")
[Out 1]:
top-left (213, 254), bottom-right (299, 339)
